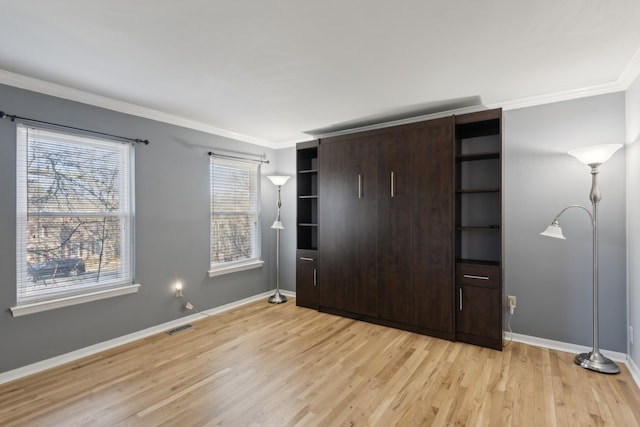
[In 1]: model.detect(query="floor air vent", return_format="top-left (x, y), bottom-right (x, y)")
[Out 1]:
top-left (166, 324), bottom-right (193, 335)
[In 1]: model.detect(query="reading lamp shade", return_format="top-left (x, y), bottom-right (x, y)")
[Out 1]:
top-left (540, 221), bottom-right (566, 239)
top-left (568, 144), bottom-right (622, 166)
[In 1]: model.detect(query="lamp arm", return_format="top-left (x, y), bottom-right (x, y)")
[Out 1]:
top-left (553, 204), bottom-right (594, 226)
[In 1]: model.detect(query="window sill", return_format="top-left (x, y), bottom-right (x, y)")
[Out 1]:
top-left (10, 284), bottom-right (141, 317)
top-left (208, 260), bottom-right (264, 278)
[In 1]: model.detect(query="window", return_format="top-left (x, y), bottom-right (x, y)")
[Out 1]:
top-left (210, 157), bottom-right (262, 276)
top-left (13, 125), bottom-right (138, 315)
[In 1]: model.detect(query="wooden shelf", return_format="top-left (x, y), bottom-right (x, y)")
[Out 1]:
top-left (456, 259), bottom-right (500, 267)
top-left (457, 188), bottom-right (500, 194)
top-left (456, 152), bottom-right (500, 161)
top-left (457, 225), bottom-right (500, 230)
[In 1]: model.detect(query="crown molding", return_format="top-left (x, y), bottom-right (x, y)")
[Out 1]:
top-left (489, 80), bottom-right (625, 112)
top-left (3, 54), bottom-right (640, 149)
top-left (0, 69), bottom-right (279, 149)
top-left (619, 46), bottom-right (640, 90)
top-left (492, 47), bottom-right (640, 112)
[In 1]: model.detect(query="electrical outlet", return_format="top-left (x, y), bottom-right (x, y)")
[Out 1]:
top-left (507, 295), bottom-right (516, 314)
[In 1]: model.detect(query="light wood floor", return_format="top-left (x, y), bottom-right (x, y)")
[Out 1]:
top-left (2, 299), bottom-right (640, 426)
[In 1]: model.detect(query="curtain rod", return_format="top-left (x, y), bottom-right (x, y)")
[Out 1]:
top-left (0, 111), bottom-right (150, 145)
top-left (208, 151), bottom-right (269, 164)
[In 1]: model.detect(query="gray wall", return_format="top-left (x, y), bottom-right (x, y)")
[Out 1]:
top-left (504, 93), bottom-right (627, 352)
top-left (0, 83), bottom-right (293, 373)
top-left (626, 73), bottom-right (640, 364)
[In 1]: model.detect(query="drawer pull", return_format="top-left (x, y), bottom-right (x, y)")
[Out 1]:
top-left (463, 274), bottom-right (489, 280)
top-left (459, 288), bottom-right (463, 311)
top-left (313, 268), bottom-right (317, 287)
top-left (299, 257), bottom-right (314, 261)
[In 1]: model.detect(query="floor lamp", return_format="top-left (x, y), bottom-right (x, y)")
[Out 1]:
top-left (267, 175), bottom-right (291, 304)
top-left (540, 143), bottom-right (622, 374)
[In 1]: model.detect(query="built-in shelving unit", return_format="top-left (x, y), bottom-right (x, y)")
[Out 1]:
top-left (296, 148), bottom-right (318, 251)
top-left (454, 109), bottom-right (503, 350)
top-left (296, 140), bottom-right (319, 309)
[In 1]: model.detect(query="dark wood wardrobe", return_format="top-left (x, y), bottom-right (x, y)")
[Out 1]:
top-left (296, 109), bottom-right (503, 350)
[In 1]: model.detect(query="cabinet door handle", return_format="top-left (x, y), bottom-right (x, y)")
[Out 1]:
top-left (463, 274), bottom-right (489, 280)
top-left (390, 171), bottom-right (395, 198)
top-left (358, 174), bottom-right (362, 199)
top-left (313, 268), bottom-right (317, 287)
top-left (459, 288), bottom-right (463, 311)
top-left (299, 257), bottom-right (314, 261)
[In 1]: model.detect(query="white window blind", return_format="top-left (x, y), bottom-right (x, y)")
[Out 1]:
top-left (16, 125), bottom-right (135, 306)
top-left (210, 157), bottom-right (261, 270)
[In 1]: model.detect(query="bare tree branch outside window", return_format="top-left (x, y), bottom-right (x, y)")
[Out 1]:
top-left (16, 126), bottom-right (133, 302)
top-left (210, 159), bottom-right (260, 268)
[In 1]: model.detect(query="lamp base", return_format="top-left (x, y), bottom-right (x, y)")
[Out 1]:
top-left (574, 351), bottom-right (620, 374)
top-left (268, 291), bottom-right (288, 304)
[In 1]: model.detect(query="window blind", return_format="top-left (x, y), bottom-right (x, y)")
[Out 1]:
top-left (16, 124), bottom-right (134, 304)
top-left (210, 157), bottom-right (261, 269)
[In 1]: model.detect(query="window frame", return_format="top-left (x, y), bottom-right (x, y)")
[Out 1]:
top-left (11, 124), bottom-right (139, 317)
top-left (209, 156), bottom-right (263, 277)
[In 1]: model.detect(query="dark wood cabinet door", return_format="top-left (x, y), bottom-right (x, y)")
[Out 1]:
top-left (377, 118), bottom-right (455, 333)
top-left (296, 254), bottom-right (318, 309)
top-left (376, 130), bottom-right (412, 324)
top-left (456, 285), bottom-right (501, 348)
top-left (318, 136), bottom-right (378, 317)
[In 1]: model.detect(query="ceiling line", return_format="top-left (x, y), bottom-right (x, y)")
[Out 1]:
top-left (0, 64), bottom-right (635, 150)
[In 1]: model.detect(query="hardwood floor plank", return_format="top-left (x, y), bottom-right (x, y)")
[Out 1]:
top-left (2, 299), bottom-right (640, 426)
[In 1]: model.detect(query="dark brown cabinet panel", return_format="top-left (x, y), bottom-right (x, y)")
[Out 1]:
top-left (377, 118), bottom-right (454, 334)
top-left (456, 284), bottom-right (501, 348)
top-left (317, 117), bottom-right (455, 338)
top-left (296, 250), bottom-right (318, 309)
top-left (318, 135), bottom-right (378, 317)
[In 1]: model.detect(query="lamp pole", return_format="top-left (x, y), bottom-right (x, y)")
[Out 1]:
top-left (572, 162), bottom-right (619, 373)
top-left (540, 144), bottom-right (622, 374)
top-left (267, 175), bottom-right (290, 304)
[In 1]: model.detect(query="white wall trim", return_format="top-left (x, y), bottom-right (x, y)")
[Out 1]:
top-left (511, 333), bottom-right (640, 388)
top-left (0, 289), bottom-right (295, 385)
top-left (2, 57), bottom-right (639, 151)
top-left (208, 260), bottom-right (264, 278)
top-left (619, 46), bottom-right (640, 91)
top-left (511, 332), bottom-right (628, 362)
top-left (3, 292), bottom-right (637, 389)
top-left (0, 68), bottom-right (278, 149)
top-left (489, 81), bottom-right (624, 112)
top-left (10, 284), bottom-right (141, 317)
top-left (628, 357), bottom-right (640, 389)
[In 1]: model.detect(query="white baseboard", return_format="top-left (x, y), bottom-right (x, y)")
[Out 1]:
top-left (627, 357), bottom-right (640, 387)
top-left (0, 289), bottom-right (296, 385)
top-left (510, 332), bottom-right (628, 362)
top-left (2, 292), bottom-right (636, 391)
top-left (511, 333), bottom-right (640, 389)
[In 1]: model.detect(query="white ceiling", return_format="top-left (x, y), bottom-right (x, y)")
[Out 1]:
top-left (1, 0), bottom-right (640, 148)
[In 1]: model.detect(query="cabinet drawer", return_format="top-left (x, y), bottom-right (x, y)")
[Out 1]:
top-left (456, 263), bottom-right (500, 288)
top-left (297, 249), bottom-right (318, 267)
